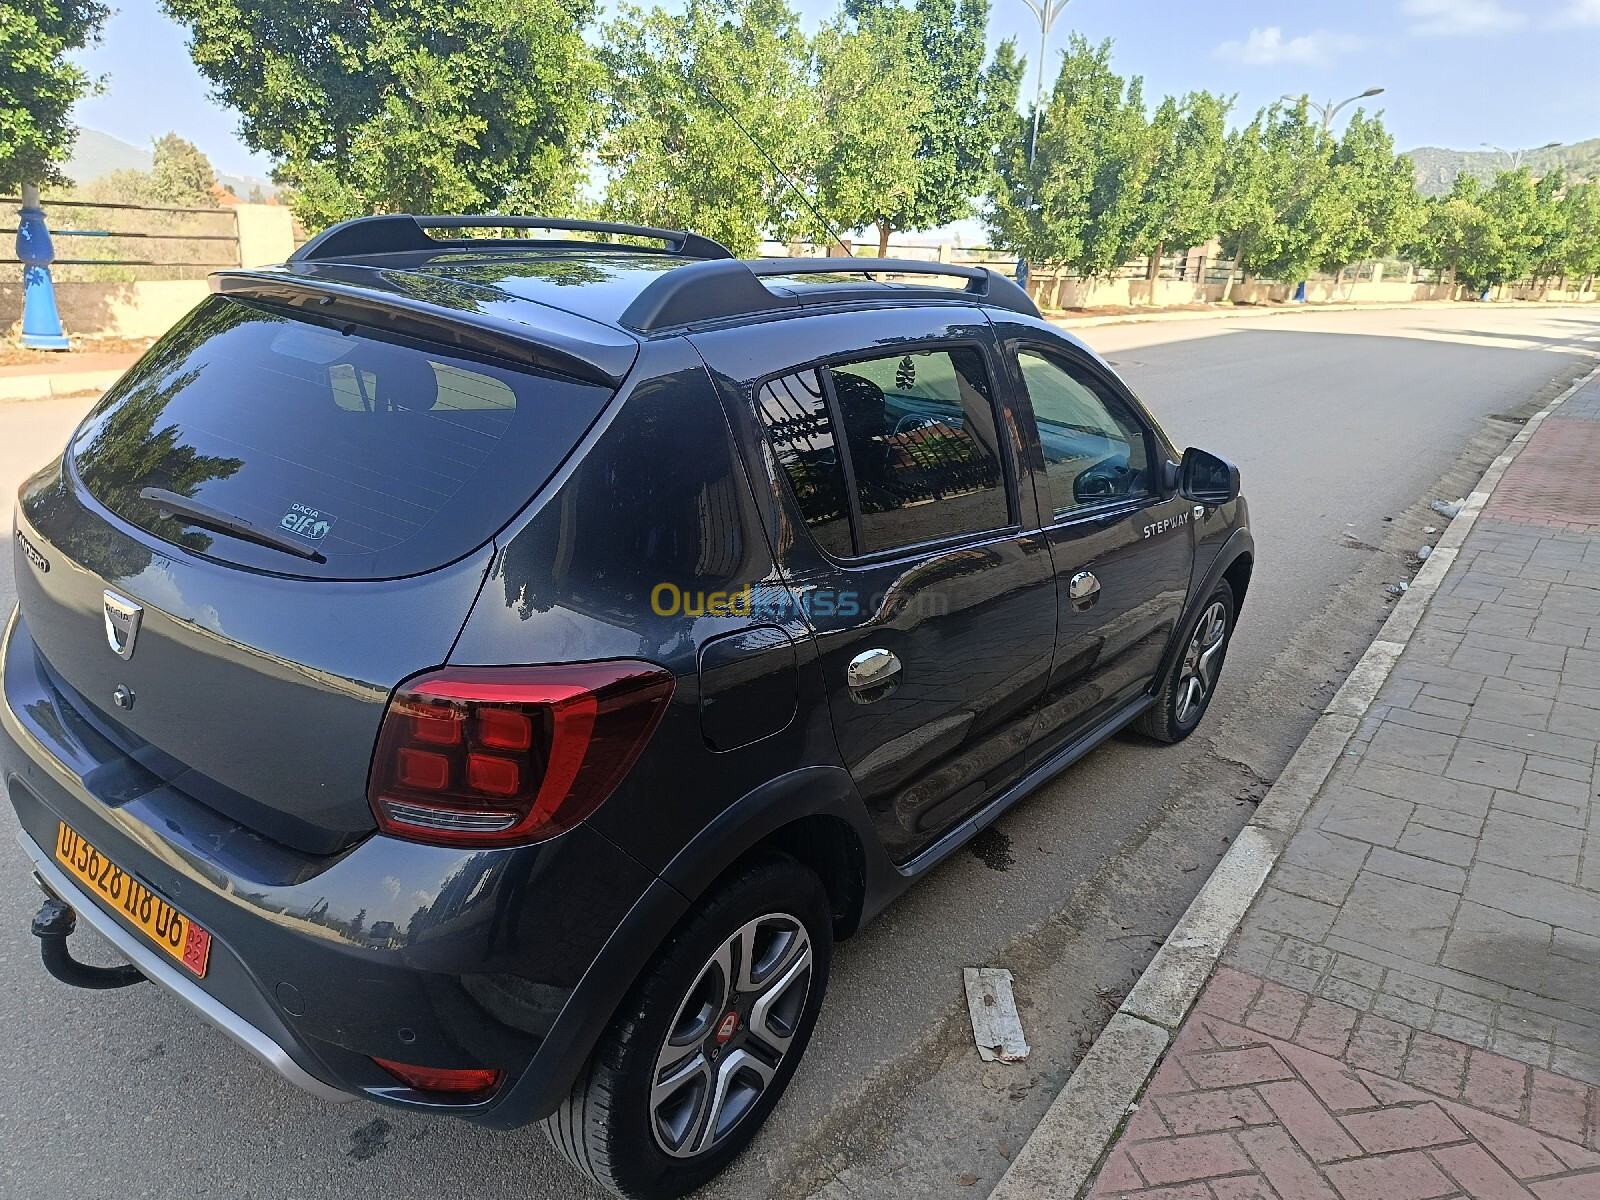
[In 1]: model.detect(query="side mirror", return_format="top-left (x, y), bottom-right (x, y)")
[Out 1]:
top-left (1180, 447), bottom-right (1240, 506)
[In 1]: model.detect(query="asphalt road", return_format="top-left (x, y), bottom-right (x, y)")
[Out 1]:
top-left (0, 305), bottom-right (1596, 1200)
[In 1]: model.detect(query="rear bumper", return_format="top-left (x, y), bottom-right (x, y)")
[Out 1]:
top-left (0, 605), bottom-right (680, 1126)
top-left (17, 826), bottom-right (352, 1104)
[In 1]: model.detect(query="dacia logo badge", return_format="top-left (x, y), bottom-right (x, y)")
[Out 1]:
top-left (103, 591), bottom-right (143, 660)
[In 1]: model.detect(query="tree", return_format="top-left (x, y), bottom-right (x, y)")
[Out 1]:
top-left (810, 5), bottom-right (931, 254)
top-left (852, 0), bottom-right (1022, 247)
top-left (1319, 112), bottom-right (1422, 277)
top-left (986, 36), bottom-right (1156, 280)
top-left (600, 0), bottom-right (815, 255)
top-left (1412, 174), bottom-right (1498, 292)
top-left (1477, 168), bottom-right (1546, 288)
top-left (150, 133), bottom-right (217, 206)
top-left (1557, 181), bottom-right (1600, 287)
top-left (1217, 101), bottom-right (1349, 295)
top-left (0, 0), bottom-right (108, 190)
top-left (1133, 90), bottom-right (1230, 279)
top-left (163, 0), bottom-right (602, 230)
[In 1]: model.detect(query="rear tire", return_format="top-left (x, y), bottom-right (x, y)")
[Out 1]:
top-left (543, 853), bottom-right (832, 1200)
top-left (1136, 580), bottom-right (1236, 744)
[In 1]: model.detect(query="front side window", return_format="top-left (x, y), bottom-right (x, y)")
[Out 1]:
top-left (827, 346), bottom-right (1010, 555)
top-left (1018, 350), bottom-right (1153, 519)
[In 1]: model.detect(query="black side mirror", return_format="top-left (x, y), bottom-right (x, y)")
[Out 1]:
top-left (1180, 447), bottom-right (1240, 506)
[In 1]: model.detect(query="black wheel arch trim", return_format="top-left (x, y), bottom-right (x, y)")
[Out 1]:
top-left (474, 765), bottom-right (892, 1127)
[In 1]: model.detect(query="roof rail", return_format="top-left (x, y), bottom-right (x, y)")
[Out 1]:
top-left (618, 256), bottom-right (1039, 332)
top-left (290, 215), bottom-right (735, 264)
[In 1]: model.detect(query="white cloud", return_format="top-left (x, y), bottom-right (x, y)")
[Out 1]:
top-left (1213, 27), bottom-right (1363, 67)
top-left (1550, 0), bottom-right (1600, 25)
top-left (1402, 0), bottom-right (1528, 36)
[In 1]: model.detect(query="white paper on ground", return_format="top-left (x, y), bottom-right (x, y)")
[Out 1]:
top-left (963, 966), bottom-right (1030, 1063)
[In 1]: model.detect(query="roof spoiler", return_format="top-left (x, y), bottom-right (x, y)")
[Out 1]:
top-left (619, 257), bottom-right (1040, 333)
top-left (291, 215), bottom-right (736, 264)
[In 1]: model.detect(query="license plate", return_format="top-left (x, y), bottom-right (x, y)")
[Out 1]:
top-left (54, 823), bottom-right (212, 978)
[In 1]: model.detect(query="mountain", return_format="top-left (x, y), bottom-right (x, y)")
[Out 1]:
top-left (63, 127), bottom-right (279, 202)
top-left (1407, 138), bottom-right (1600, 196)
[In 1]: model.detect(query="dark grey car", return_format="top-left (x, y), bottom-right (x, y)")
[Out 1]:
top-left (3, 216), bottom-right (1252, 1199)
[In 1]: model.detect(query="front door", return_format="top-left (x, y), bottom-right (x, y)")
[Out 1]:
top-left (692, 309), bottom-right (1057, 865)
top-left (1001, 339), bottom-right (1195, 765)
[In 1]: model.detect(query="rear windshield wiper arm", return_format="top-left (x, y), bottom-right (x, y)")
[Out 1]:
top-left (138, 488), bottom-right (327, 564)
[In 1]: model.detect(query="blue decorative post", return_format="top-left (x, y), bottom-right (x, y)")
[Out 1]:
top-left (15, 183), bottom-right (70, 350)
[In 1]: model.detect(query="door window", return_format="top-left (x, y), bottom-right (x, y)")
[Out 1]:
top-left (754, 370), bottom-right (854, 558)
top-left (828, 346), bottom-right (1009, 555)
top-left (1018, 351), bottom-right (1153, 520)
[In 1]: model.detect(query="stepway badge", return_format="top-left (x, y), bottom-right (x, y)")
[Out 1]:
top-left (280, 502), bottom-right (337, 542)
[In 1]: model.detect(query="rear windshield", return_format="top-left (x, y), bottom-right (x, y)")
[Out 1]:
top-left (70, 296), bottom-right (615, 579)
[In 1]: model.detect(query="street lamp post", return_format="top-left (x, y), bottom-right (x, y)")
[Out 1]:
top-left (1282, 87), bottom-right (1386, 132)
top-left (1481, 141), bottom-right (1561, 169)
top-left (1017, 0), bottom-right (1073, 164)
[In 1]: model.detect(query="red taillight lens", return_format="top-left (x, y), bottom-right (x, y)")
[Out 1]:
top-left (371, 1057), bottom-right (502, 1096)
top-left (367, 660), bottom-right (674, 848)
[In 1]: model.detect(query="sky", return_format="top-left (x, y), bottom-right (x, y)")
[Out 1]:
top-left (69, 0), bottom-right (1600, 184)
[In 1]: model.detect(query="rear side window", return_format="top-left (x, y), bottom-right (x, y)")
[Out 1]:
top-left (754, 371), bottom-right (853, 558)
top-left (828, 347), bottom-right (1009, 555)
top-left (70, 297), bottom-right (614, 578)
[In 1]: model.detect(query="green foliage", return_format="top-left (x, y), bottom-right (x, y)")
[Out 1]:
top-left (1218, 102), bottom-right (1350, 285)
top-left (881, 0), bottom-right (1021, 236)
top-left (599, 0), bottom-right (815, 256)
top-left (1557, 182), bottom-right (1600, 282)
top-left (810, 5), bottom-right (931, 254)
top-left (149, 133), bottom-right (217, 206)
top-left (162, 0), bottom-right (602, 230)
top-left (0, 0), bottom-right (108, 190)
top-left (1133, 90), bottom-right (1230, 265)
top-left (986, 36), bottom-right (1158, 278)
top-left (1320, 112), bottom-right (1422, 273)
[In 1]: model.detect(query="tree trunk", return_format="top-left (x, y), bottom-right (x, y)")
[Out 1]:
top-left (876, 220), bottom-right (891, 259)
top-left (1146, 243), bottom-right (1162, 282)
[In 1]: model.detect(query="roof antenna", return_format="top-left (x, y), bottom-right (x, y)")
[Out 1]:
top-left (692, 78), bottom-right (857, 260)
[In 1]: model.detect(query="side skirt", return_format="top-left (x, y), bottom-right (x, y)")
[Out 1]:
top-left (894, 692), bottom-right (1157, 881)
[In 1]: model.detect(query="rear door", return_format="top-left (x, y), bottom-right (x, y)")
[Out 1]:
top-left (692, 308), bottom-right (1057, 866)
top-left (995, 330), bottom-right (1195, 764)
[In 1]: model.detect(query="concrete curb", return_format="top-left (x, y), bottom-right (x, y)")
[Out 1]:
top-left (1048, 298), bottom-right (1596, 331)
top-left (989, 361), bottom-right (1600, 1200)
top-left (0, 367), bottom-right (125, 402)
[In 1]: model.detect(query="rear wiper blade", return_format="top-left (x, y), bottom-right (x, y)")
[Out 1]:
top-left (138, 488), bottom-right (327, 564)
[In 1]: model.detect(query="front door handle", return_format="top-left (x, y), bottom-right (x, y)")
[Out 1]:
top-left (847, 647), bottom-right (902, 697)
top-left (1068, 570), bottom-right (1101, 611)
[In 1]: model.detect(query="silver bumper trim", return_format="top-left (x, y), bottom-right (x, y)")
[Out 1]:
top-left (18, 828), bottom-right (354, 1105)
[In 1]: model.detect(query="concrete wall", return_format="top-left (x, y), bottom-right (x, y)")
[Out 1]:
top-left (0, 279), bottom-right (211, 339)
top-left (233, 203), bottom-right (296, 268)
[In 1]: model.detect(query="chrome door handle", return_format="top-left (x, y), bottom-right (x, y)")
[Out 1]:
top-left (1068, 570), bottom-right (1101, 611)
top-left (847, 647), bottom-right (902, 692)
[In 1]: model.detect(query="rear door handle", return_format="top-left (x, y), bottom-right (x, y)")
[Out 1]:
top-left (1068, 570), bottom-right (1101, 611)
top-left (847, 648), bottom-right (902, 695)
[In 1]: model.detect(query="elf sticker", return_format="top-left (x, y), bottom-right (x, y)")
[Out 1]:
top-left (279, 502), bottom-right (337, 542)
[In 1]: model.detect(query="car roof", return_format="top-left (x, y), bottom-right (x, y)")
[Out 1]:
top-left (210, 215), bottom-right (1042, 387)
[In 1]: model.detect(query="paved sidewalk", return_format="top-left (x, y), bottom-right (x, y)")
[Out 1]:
top-left (0, 350), bottom-right (138, 401)
top-left (1080, 375), bottom-right (1600, 1199)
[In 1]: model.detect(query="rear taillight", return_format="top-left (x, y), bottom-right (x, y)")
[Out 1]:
top-left (367, 660), bottom-right (674, 848)
top-left (371, 1057), bottom-right (502, 1096)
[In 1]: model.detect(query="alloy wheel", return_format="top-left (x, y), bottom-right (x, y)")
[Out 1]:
top-left (1175, 600), bottom-right (1229, 725)
top-left (649, 913), bottom-right (813, 1158)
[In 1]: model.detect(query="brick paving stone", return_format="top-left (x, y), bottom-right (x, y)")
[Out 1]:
top-left (1087, 973), bottom-right (1600, 1200)
top-left (1084, 392), bottom-right (1600, 1200)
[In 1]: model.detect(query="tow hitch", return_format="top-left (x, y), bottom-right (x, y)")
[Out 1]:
top-left (31, 890), bottom-right (146, 990)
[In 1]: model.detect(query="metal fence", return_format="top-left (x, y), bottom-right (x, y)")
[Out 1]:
top-left (2, 197), bottom-right (241, 283)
